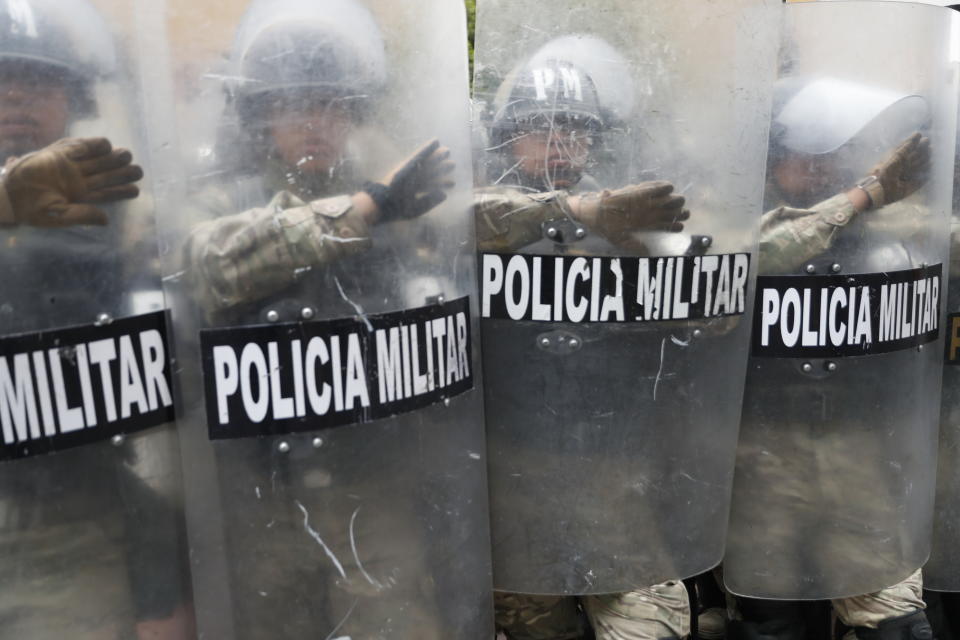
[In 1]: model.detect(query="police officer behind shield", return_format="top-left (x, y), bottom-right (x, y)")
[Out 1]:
top-left (180, 10), bottom-right (453, 323)
top-left (475, 56), bottom-right (695, 640)
top-left (175, 2), bottom-right (475, 638)
top-left (724, 77), bottom-right (934, 640)
top-left (475, 58), bottom-right (690, 256)
top-left (0, 0), bottom-right (193, 638)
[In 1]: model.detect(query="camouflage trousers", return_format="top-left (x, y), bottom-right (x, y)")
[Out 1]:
top-left (0, 435), bottom-right (188, 640)
top-left (0, 516), bottom-right (137, 640)
top-left (834, 570), bottom-right (925, 637)
top-left (212, 435), bottom-right (487, 640)
top-left (722, 568), bottom-right (925, 636)
top-left (495, 581), bottom-right (690, 640)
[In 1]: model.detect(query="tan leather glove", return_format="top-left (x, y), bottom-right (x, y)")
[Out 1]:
top-left (0, 137), bottom-right (143, 227)
top-left (363, 139), bottom-right (455, 222)
top-left (867, 132), bottom-right (931, 208)
top-left (577, 180), bottom-right (689, 244)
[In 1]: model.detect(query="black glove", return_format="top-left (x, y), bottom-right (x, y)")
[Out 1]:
top-left (363, 139), bottom-right (455, 222)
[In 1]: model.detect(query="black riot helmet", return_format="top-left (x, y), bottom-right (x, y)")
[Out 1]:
top-left (489, 59), bottom-right (605, 150)
top-left (227, 0), bottom-right (387, 125)
top-left (0, 0), bottom-right (115, 119)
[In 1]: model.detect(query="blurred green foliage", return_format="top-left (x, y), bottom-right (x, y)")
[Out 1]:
top-left (465, 0), bottom-right (476, 80)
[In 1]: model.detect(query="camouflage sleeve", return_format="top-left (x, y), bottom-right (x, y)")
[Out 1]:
top-left (473, 186), bottom-right (574, 252)
top-left (758, 193), bottom-right (858, 274)
top-left (180, 189), bottom-right (372, 314)
top-left (0, 180), bottom-right (14, 226)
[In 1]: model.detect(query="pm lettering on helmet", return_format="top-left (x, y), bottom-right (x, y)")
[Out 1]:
top-left (532, 64), bottom-right (583, 103)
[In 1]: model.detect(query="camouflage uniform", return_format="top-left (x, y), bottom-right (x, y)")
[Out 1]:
top-left (0, 447), bottom-right (189, 640)
top-left (833, 570), bottom-right (925, 636)
top-left (178, 163), bottom-right (459, 640)
top-left (495, 584), bottom-right (691, 640)
top-left (474, 184), bottom-right (692, 640)
top-left (724, 189), bottom-right (928, 634)
top-left (474, 186), bottom-right (574, 252)
top-left (180, 163), bottom-right (371, 322)
top-left (758, 192), bottom-right (857, 274)
top-left (0, 177), bottom-right (188, 639)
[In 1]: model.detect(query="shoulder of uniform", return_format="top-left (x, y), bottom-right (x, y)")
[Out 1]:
top-left (310, 194), bottom-right (354, 219)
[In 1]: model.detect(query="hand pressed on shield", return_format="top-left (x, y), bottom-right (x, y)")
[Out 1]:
top-left (0, 137), bottom-right (142, 227)
top-left (866, 132), bottom-right (931, 208)
top-left (574, 180), bottom-right (690, 243)
top-left (362, 138), bottom-right (455, 223)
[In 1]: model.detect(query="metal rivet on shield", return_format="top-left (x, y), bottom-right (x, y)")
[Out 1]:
top-left (804, 264), bottom-right (816, 274)
top-left (574, 227), bottom-right (587, 240)
top-left (545, 226), bottom-right (558, 239)
top-left (700, 236), bottom-right (712, 248)
top-left (95, 312), bottom-right (113, 326)
top-left (692, 329), bottom-right (703, 339)
top-left (110, 434), bottom-right (125, 447)
top-left (443, 397), bottom-right (451, 407)
top-left (311, 437), bottom-right (323, 449)
top-left (539, 337), bottom-right (551, 348)
top-left (266, 310), bottom-right (280, 323)
top-left (825, 361), bottom-right (838, 372)
top-left (917, 344), bottom-right (924, 352)
top-left (801, 362), bottom-right (813, 373)
top-left (436, 295), bottom-right (446, 305)
top-left (568, 338), bottom-right (580, 349)
top-left (277, 441), bottom-right (291, 453)
top-left (830, 264), bottom-right (842, 274)
top-left (300, 307), bottom-right (315, 320)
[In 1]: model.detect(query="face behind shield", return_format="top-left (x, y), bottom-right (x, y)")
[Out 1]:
top-left (0, 0), bottom-right (115, 156)
top-left (768, 77), bottom-right (930, 208)
top-left (488, 55), bottom-right (611, 192)
top-left (223, 0), bottom-right (386, 189)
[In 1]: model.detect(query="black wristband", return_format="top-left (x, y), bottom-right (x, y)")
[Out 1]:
top-left (361, 181), bottom-right (392, 215)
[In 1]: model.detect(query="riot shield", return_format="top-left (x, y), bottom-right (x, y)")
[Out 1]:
top-left (156, 1), bottom-right (494, 637)
top-left (0, 0), bottom-right (193, 638)
top-left (723, 0), bottom-right (957, 601)
top-left (473, 0), bottom-right (778, 594)
top-left (927, 262), bottom-right (960, 592)
top-left (924, 8), bottom-right (960, 591)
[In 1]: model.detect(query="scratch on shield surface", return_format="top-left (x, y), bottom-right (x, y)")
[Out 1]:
top-left (325, 597), bottom-right (359, 640)
top-left (349, 507), bottom-right (384, 590)
top-left (653, 337), bottom-right (667, 401)
top-left (296, 500), bottom-right (347, 579)
top-left (319, 233), bottom-right (366, 245)
top-left (334, 276), bottom-right (373, 332)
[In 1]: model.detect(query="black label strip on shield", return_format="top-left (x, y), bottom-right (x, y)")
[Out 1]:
top-left (752, 264), bottom-right (942, 358)
top-left (200, 296), bottom-right (474, 441)
top-left (0, 310), bottom-right (175, 462)
top-left (479, 252), bottom-right (751, 323)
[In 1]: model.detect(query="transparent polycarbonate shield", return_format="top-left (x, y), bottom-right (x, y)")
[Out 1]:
top-left (927, 276), bottom-right (960, 592)
top-left (156, 1), bottom-right (493, 638)
top-left (723, 1), bottom-right (956, 601)
top-left (0, 0), bottom-right (191, 637)
top-left (926, 12), bottom-right (960, 586)
top-left (474, 0), bottom-right (779, 593)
